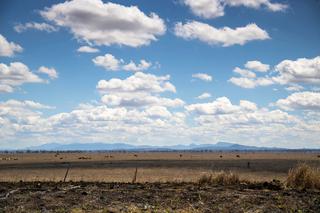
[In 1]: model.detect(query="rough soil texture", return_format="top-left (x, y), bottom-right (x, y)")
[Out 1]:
top-left (0, 182), bottom-right (319, 213)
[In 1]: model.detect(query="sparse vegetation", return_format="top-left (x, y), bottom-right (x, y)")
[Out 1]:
top-left (1, 157), bottom-right (18, 161)
top-left (78, 156), bottom-right (91, 160)
top-left (0, 152), bottom-right (319, 183)
top-left (198, 171), bottom-right (240, 185)
top-left (286, 163), bottom-right (320, 190)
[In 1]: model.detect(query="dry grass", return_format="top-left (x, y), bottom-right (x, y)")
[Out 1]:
top-left (1, 152), bottom-right (319, 164)
top-left (198, 171), bottom-right (240, 186)
top-left (286, 163), bottom-right (320, 190)
top-left (0, 152), bottom-right (319, 183)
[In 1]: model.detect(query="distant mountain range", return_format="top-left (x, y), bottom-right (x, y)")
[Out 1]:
top-left (24, 142), bottom-right (291, 151)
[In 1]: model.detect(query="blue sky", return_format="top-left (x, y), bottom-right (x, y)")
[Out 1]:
top-left (0, 0), bottom-right (320, 149)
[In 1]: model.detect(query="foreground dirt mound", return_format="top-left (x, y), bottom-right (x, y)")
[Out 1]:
top-left (0, 182), bottom-right (319, 212)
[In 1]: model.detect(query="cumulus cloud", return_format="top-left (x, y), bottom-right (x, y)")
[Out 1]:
top-left (40, 0), bottom-right (166, 47)
top-left (197, 92), bottom-right (212, 99)
top-left (97, 72), bottom-right (175, 94)
top-left (93, 54), bottom-right (120, 71)
top-left (38, 66), bottom-right (58, 79)
top-left (101, 94), bottom-right (184, 108)
top-left (192, 73), bottom-right (213, 82)
top-left (183, 0), bottom-right (287, 19)
top-left (97, 72), bottom-right (183, 108)
top-left (273, 56), bottom-right (320, 85)
top-left (229, 56), bottom-right (320, 89)
top-left (0, 34), bottom-right (23, 57)
top-left (14, 22), bottom-right (58, 33)
top-left (145, 106), bottom-right (172, 118)
top-left (0, 99), bottom-right (54, 140)
top-left (285, 85), bottom-right (304, 92)
top-left (93, 53), bottom-right (152, 72)
top-left (0, 99), bottom-right (53, 110)
top-left (0, 98), bottom-right (188, 148)
top-left (186, 97), bottom-right (245, 115)
top-left (77, 46), bottom-right (99, 53)
top-left (0, 62), bottom-right (44, 93)
top-left (229, 76), bottom-right (273, 89)
top-left (183, 0), bottom-right (225, 19)
top-left (1, 96), bottom-right (320, 149)
top-left (186, 97), bottom-right (297, 127)
top-left (123, 60), bottom-right (151, 72)
top-left (225, 0), bottom-right (288, 11)
top-left (244, 60), bottom-right (270, 72)
top-left (233, 67), bottom-right (256, 78)
top-left (275, 92), bottom-right (320, 111)
top-left (174, 21), bottom-right (270, 46)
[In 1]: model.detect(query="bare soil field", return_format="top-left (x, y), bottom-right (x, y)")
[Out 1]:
top-left (0, 181), bottom-right (319, 212)
top-left (0, 152), bottom-right (319, 182)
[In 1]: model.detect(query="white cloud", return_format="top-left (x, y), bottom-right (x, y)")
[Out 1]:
top-left (285, 85), bottom-right (304, 92)
top-left (14, 22), bottom-right (58, 33)
top-left (101, 94), bottom-right (184, 108)
top-left (0, 62), bottom-right (44, 93)
top-left (97, 72), bottom-right (182, 108)
top-left (273, 56), bottom-right (320, 85)
top-left (123, 60), bottom-right (151, 72)
top-left (233, 67), bottom-right (256, 78)
top-left (275, 92), bottom-right (320, 111)
top-left (174, 21), bottom-right (270, 47)
top-left (40, 0), bottom-right (166, 47)
top-left (93, 54), bottom-right (120, 71)
top-left (0, 98), bottom-right (188, 148)
top-left (186, 97), bottom-right (240, 115)
top-left (38, 66), bottom-right (58, 79)
top-left (192, 73), bottom-right (213, 82)
top-left (77, 46), bottom-right (99, 53)
top-left (0, 34), bottom-right (23, 57)
top-left (1, 99), bottom-right (52, 109)
top-left (93, 53), bottom-right (152, 72)
top-left (244, 60), bottom-right (270, 72)
top-left (145, 106), bottom-right (172, 118)
top-left (225, 0), bottom-right (288, 11)
top-left (229, 56), bottom-right (320, 89)
top-left (0, 99), bottom-right (54, 140)
top-left (197, 92), bottom-right (212, 99)
top-left (183, 0), bottom-right (225, 19)
top-left (229, 76), bottom-right (273, 88)
top-left (187, 97), bottom-right (297, 128)
top-left (97, 72), bottom-right (176, 94)
top-left (186, 98), bottom-right (269, 119)
top-left (1, 96), bottom-right (320, 149)
top-left (183, 0), bottom-right (287, 19)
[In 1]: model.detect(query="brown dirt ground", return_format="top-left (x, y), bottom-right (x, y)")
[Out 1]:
top-left (0, 181), bottom-right (319, 213)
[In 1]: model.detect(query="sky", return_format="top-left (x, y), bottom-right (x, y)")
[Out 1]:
top-left (0, 0), bottom-right (320, 149)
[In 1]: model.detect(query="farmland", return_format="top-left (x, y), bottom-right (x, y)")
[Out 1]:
top-left (0, 151), bottom-right (319, 212)
top-left (0, 151), bottom-right (319, 182)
